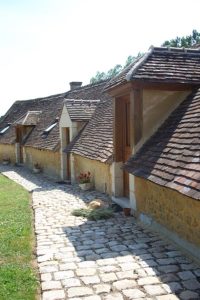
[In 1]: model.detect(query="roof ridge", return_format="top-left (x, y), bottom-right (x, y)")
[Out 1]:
top-left (14, 92), bottom-right (66, 103)
top-left (66, 79), bottom-right (109, 93)
top-left (126, 47), bottom-right (154, 81)
top-left (153, 46), bottom-right (200, 53)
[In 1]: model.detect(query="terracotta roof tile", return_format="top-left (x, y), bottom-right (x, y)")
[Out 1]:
top-left (124, 88), bottom-right (200, 200)
top-left (64, 99), bottom-right (100, 121)
top-left (66, 97), bottom-right (113, 163)
top-left (106, 47), bottom-right (200, 90)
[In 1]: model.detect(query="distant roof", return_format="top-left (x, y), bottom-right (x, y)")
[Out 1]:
top-left (15, 111), bottom-right (42, 126)
top-left (124, 88), bottom-right (200, 200)
top-left (65, 97), bottom-right (113, 163)
top-left (64, 99), bottom-right (100, 121)
top-left (106, 46), bottom-right (200, 90)
top-left (0, 80), bottom-right (111, 152)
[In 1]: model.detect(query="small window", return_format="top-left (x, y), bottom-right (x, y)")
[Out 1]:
top-left (43, 122), bottom-right (57, 134)
top-left (0, 125), bottom-right (10, 135)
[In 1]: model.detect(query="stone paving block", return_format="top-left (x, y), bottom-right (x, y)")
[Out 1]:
top-left (112, 279), bottom-right (136, 290)
top-left (156, 295), bottom-right (179, 300)
top-left (194, 269), bottom-right (200, 276)
top-left (103, 293), bottom-right (124, 300)
top-left (81, 275), bottom-right (100, 284)
top-left (97, 258), bottom-right (117, 266)
top-left (100, 272), bottom-right (118, 282)
top-left (116, 271), bottom-right (138, 280)
top-left (144, 284), bottom-right (165, 296)
top-left (120, 263), bottom-right (140, 271)
top-left (158, 265), bottom-right (179, 273)
top-left (42, 281), bottom-right (62, 291)
top-left (54, 270), bottom-right (74, 280)
top-left (162, 282), bottom-right (182, 293)
top-left (138, 276), bottom-right (160, 285)
top-left (94, 284), bottom-right (111, 294)
top-left (182, 278), bottom-right (200, 290)
top-left (99, 265), bottom-right (119, 273)
top-left (84, 296), bottom-right (101, 300)
top-left (59, 262), bottom-right (77, 270)
top-left (41, 273), bottom-right (52, 281)
top-left (78, 261), bottom-right (96, 268)
top-left (40, 265), bottom-right (59, 273)
top-left (122, 288), bottom-right (145, 299)
top-left (76, 268), bottom-right (96, 276)
top-left (68, 287), bottom-right (93, 298)
top-left (177, 270), bottom-right (195, 280)
top-left (43, 289), bottom-right (65, 300)
top-left (62, 278), bottom-right (81, 288)
top-left (179, 290), bottom-right (199, 299)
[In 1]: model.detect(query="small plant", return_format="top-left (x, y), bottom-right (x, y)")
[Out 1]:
top-left (34, 163), bottom-right (40, 169)
top-left (2, 157), bottom-right (10, 165)
top-left (72, 207), bottom-right (114, 220)
top-left (78, 171), bottom-right (91, 184)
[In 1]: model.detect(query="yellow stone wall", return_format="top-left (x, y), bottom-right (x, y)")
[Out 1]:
top-left (0, 144), bottom-right (16, 163)
top-left (135, 177), bottom-right (200, 246)
top-left (74, 154), bottom-right (112, 195)
top-left (24, 147), bottom-right (61, 179)
top-left (140, 90), bottom-right (191, 148)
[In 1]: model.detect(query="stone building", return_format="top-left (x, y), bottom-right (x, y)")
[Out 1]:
top-left (106, 46), bottom-right (200, 253)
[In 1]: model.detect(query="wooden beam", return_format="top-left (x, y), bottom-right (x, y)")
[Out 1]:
top-left (133, 89), bottom-right (143, 146)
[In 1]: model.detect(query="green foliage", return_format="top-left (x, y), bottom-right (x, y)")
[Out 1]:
top-left (72, 207), bottom-right (114, 220)
top-left (0, 175), bottom-right (38, 300)
top-left (162, 29), bottom-right (200, 48)
top-left (90, 54), bottom-right (139, 83)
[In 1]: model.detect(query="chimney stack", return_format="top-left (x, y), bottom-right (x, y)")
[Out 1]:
top-left (69, 81), bottom-right (82, 90)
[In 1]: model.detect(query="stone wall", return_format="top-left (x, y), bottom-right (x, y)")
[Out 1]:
top-left (24, 147), bottom-right (61, 180)
top-left (135, 177), bottom-right (200, 247)
top-left (0, 144), bottom-right (15, 163)
top-left (73, 154), bottom-right (112, 195)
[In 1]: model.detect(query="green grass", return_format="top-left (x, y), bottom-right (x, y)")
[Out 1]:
top-left (72, 207), bottom-right (114, 220)
top-left (0, 174), bottom-right (38, 300)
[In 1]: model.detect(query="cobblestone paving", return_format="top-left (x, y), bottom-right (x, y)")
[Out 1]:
top-left (1, 165), bottom-right (200, 300)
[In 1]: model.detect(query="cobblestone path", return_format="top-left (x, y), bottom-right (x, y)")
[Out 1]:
top-left (1, 165), bottom-right (200, 300)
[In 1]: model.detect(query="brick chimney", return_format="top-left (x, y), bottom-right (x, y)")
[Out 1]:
top-left (69, 81), bottom-right (82, 90)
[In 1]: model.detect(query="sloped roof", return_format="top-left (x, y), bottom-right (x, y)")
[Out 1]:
top-left (0, 93), bottom-right (65, 150)
top-left (106, 46), bottom-right (200, 90)
top-left (15, 111), bottom-right (42, 126)
top-left (124, 88), bottom-right (200, 200)
top-left (64, 99), bottom-right (100, 121)
top-left (0, 80), bottom-right (111, 152)
top-left (65, 97), bottom-right (113, 163)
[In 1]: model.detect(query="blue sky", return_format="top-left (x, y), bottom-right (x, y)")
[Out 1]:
top-left (0, 0), bottom-right (200, 115)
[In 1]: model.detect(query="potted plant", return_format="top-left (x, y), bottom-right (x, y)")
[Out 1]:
top-left (2, 157), bottom-right (10, 165)
top-left (33, 163), bottom-right (42, 174)
top-left (78, 171), bottom-right (92, 191)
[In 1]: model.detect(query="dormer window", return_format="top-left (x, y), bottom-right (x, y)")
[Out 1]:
top-left (0, 124), bottom-right (10, 135)
top-left (43, 118), bottom-right (59, 135)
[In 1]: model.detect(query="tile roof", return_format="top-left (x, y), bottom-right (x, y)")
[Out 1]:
top-left (65, 97), bottom-right (113, 163)
top-left (64, 99), bottom-right (100, 121)
top-left (15, 111), bottom-right (42, 126)
top-left (0, 80), bottom-right (111, 152)
top-left (106, 46), bottom-right (200, 90)
top-left (124, 88), bottom-right (200, 200)
top-left (0, 93), bottom-right (65, 151)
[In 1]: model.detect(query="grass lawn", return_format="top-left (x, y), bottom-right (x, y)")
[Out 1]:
top-left (0, 174), bottom-right (38, 300)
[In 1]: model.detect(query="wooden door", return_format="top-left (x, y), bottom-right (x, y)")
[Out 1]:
top-left (16, 126), bottom-right (24, 163)
top-left (123, 98), bottom-right (131, 197)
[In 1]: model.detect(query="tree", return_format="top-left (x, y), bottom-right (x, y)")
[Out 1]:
top-left (90, 54), bottom-right (139, 84)
top-left (162, 29), bottom-right (200, 48)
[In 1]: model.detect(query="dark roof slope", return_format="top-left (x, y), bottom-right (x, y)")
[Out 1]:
top-left (124, 88), bottom-right (200, 200)
top-left (106, 47), bottom-right (200, 90)
top-left (0, 80), bottom-right (111, 152)
top-left (66, 97), bottom-right (113, 163)
top-left (0, 93), bottom-right (65, 150)
top-left (64, 99), bottom-right (100, 121)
